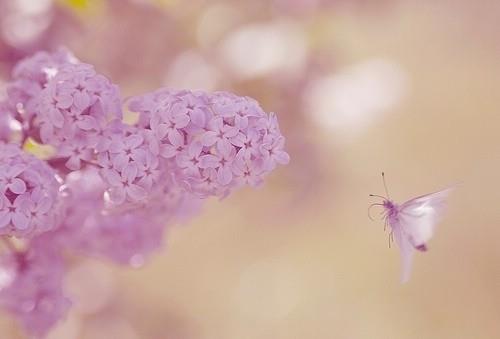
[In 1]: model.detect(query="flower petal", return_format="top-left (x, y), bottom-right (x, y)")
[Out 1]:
top-left (77, 116), bottom-right (98, 131)
top-left (274, 150), bottom-right (290, 165)
top-left (65, 156), bottom-right (81, 171)
top-left (74, 91), bottom-right (91, 110)
top-left (108, 186), bottom-right (126, 204)
top-left (127, 184), bottom-right (147, 201)
top-left (13, 212), bottom-right (29, 230)
top-left (167, 129), bottom-right (184, 147)
top-left (7, 164), bottom-right (26, 177)
top-left (217, 167), bottom-right (233, 186)
top-left (9, 178), bottom-right (26, 194)
top-left (126, 134), bottom-right (144, 149)
top-left (160, 144), bottom-right (177, 159)
top-left (0, 211), bottom-right (10, 228)
top-left (189, 108), bottom-right (205, 127)
top-left (122, 163), bottom-right (138, 182)
top-left (56, 94), bottom-right (73, 109)
top-left (199, 155), bottom-right (219, 169)
top-left (201, 131), bottom-right (218, 147)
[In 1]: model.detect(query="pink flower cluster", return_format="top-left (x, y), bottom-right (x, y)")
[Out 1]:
top-left (0, 50), bottom-right (289, 337)
top-left (0, 240), bottom-right (70, 338)
top-left (128, 90), bottom-right (290, 198)
top-left (0, 143), bottom-right (61, 237)
top-left (2, 49), bottom-right (75, 128)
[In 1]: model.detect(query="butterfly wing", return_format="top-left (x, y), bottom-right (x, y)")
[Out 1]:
top-left (388, 187), bottom-right (453, 282)
top-left (398, 187), bottom-right (453, 249)
top-left (390, 220), bottom-right (415, 283)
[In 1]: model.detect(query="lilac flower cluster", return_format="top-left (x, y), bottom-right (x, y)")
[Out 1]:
top-left (0, 239), bottom-right (70, 338)
top-left (0, 50), bottom-right (289, 337)
top-left (0, 143), bottom-right (61, 237)
top-left (128, 89), bottom-right (290, 198)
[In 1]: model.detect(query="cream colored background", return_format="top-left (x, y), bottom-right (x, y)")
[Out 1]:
top-left (0, 1), bottom-right (499, 338)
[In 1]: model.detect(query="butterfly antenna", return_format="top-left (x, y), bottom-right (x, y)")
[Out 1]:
top-left (382, 172), bottom-right (390, 199)
top-left (367, 203), bottom-right (384, 221)
top-left (369, 194), bottom-right (387, 199)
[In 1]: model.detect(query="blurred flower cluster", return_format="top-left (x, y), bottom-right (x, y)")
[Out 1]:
top-left (0, 49), bottom-right (288, 337)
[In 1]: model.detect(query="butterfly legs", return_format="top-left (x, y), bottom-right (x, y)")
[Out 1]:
top-left (380, 209), bottom-right (395, 248)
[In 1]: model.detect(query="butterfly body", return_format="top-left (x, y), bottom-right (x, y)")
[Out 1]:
top-left (382, 199), bottom-right (398, 220)
top-left (369, 174), bottom-right (453, 282)
top-left (382, 199), bottom-right (428, 252)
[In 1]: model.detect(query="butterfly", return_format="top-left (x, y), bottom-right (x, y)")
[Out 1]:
top-left (368, 173), bottom-right (453, 283)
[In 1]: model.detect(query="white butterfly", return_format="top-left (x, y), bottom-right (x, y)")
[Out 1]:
top-left (369, 173), bottom-right (453, 282)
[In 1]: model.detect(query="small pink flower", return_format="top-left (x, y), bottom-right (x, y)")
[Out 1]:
top-left (21, 191), bottom-right (54, 234)
top-left (0, 195), bottom-right (29, 230)
top-left (231, 128), bottom-right (261, 159)
top-left (105, 163), bottom-right (147, 204)
top-left (136, 152), bottom-right (161, 190)
top-left (193, 168), bottom-right (221, 197)
top-left (176, 141), bottom-right (204, 178)
top-left (201, 116), bottom-right (239, 152)
top-left (232, 155), bottom-right (264, 187)
top-left (108, 133), bottom-right (146, 170)
top-left (159, 130), bottom-right (185, 159)
top-left (0, 164), bottom-right (27, 195)
top-left (260, 135), bottom-right (290, 169)
top-left (59, 137), bottom-right (94, 170)
top-left (199, 142), bottom-right (236, 186)
top-left (0, 144), bottom-right (60, 238)
top-left (152, 107), bottom-right (190, 141)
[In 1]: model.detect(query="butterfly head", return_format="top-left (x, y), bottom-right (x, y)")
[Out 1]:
top-left (368, 173), bottom-right (399, 222)
top-left (368, 194), bottom-right (398, 220)
top-left (382, 199), bottom-right (397, 214)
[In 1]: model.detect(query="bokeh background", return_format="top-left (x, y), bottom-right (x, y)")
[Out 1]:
top-left (1, 0), bottom-right (499, 338)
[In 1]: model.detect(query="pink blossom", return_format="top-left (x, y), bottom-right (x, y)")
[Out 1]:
top-left (232, 154), bottom-right (265, 187)
top-left (34, 62), bottom-right (122, 169)
top-left (158, 129), bottom-right (186, 159)
top-left (0, 163), bottom-right (27, 194)
top-left (11, 48), bottom-right (75, 83)
top-left (231, 127), bottom-right (262, 159)
top-left (0, 49), bottom-right (290, 336)
top-left (129, 88), bottom-right (290, 197)
top-left (260, 135), bottom-right (291, 170)
top-left (0, 243), bottom-right (70, 338)
top-left (201, 116), bottom-right (239, 152)
top-left (49, 168), bottom-right (189, 267)
top-left (199, 142), bottom-right (237, 186)
top-left (136, 152), bottom-right (161, 190)
top-left (192, 168), bottom-right (224, 197)
top-left (0, 194), bottom-right (29, 231)
top-left (69, 210), bottom-right (167, 267)
top-left (107, 133), bottom-right (146, 169)
top-left (58, 133), bottom-right (95, 171)
top-left (96, 127), bottom-right (166, 207)
top-left (105, 163), bottom-right (147, 204)
top-left (1, 49), bottom-right (75, 126)
top-left (176, 140), bottom-right (204, 178)
top-left (0, 144), bottom-right (61, 238)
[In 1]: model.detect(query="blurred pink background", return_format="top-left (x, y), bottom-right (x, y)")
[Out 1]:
top-left (1, 0), bottom-right (499, 338)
